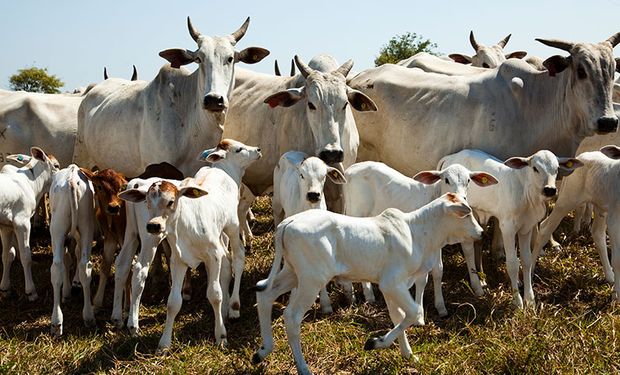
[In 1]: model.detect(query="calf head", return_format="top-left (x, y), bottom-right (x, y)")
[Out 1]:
top-left (80, 168), bottom-right (127, 216)
top-left (537, 32), bottom-right (620, 134)
top-left (197, 138), bottom-right (262, 170)
top-left (413, 164), bottom-right (498, 198)
top-left (28, 147), bottom-right (60, 182)
top-left (297, 156), bottom-right (347, 206)
top-left (264, 55), bottom-right (377, 164)
top-left (441, 192), bottom-right (484, 244)
top-left (449, 31), bottom-right (527, 68)
top-left (504, 150), bottom-right (582, 199)
top-left (159, 17), bottom-right (269, 118)
top-left (119, 179), bottom-right (208, 235)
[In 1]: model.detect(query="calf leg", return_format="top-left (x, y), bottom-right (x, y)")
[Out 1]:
top-left (76, 229), bottom-right (95, 327)
top-left (14, 222), bottom-right (37, 301)
top-left (607, 215), bottom-right (620, 302)
top-left (431, 250), bottom-right (448, 317)
top-left (318, 286), bottom-right (333, 314)
top-left (238, 184), bottom-right (255, 249)
top-left (224, 224), bottom-right (245, 319)
top-left (204, 250), bottom-right (227, 346)
top-left (501, 225), bottom-right (523, 309)
top-left (219, 253), bottom-right (232, 320)
top-left (157, 253), bottom-right (189, 352)
top-left (0, 228), bottom-right (16, 293)
top-left (592, 212), bottom-right (614, 283)
top-left (111, 230), bottom-right (140, 328)
top-left (127, 237), bottom-right (161, 335)
top-left (384, 296), bottom-right (412, 358)
top-left (50, 231), bottom-right (66, 337)
top-left (93, 237), bottom-right (116, 309)
top-left (461, 240), bottom-right (485, 296)
top-left (518, 230), bottom-right (536, 307)
top-left (413, 273), bottom-right (427, 325)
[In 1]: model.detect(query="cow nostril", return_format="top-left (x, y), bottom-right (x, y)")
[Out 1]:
top-left (108, 205), bottom-right (120, 214)
top-left (146, 223), bottom-right (161, 233)
top-left (318, 150), bottom-right (344, 164)
top-left (306, 192), bottom-right (320, 202)
top-left (597, 117), bottom-right (619, 133)
top-left (543, 187), bottom-right (557, 197)
top-left (203, 94), bottom-right (226, 111)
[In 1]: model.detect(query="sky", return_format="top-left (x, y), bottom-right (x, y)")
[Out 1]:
top-left (3, 0), bottom-right (620, 91)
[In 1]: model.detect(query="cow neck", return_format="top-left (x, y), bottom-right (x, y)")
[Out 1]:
top-left (18, 163), bottom-right (50, 203)
top-left (510, 167), bottom-right (547, 210)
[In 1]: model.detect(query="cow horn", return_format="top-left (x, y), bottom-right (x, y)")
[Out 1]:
top-left (187, 16), bottom-right (201, 42)
top-left (498, 34), bottom-right (511, 48)
top-left (294, 55), bottom-right (312, 79)
top-left (231, 17), bottom-right (250, 43)
top-left (535, 38), bottom-right (574, 53)
top-left (103, 67), bottom-right (108, 80)
top-left (334, 59), bottom-right (354, 78)
top-left (290, 59), bottom-right (296, 76)
top-left (274, 60), bottom-right (281, 76)
top-left (605, 32), bottom-right (620, 48)
top-left (470, 31), bottom-right (480, 51)
top-left (131, 65), bottom-right (138, 81)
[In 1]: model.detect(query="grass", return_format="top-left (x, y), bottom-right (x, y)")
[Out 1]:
top-left (1, 196), bottom-right (620, 374)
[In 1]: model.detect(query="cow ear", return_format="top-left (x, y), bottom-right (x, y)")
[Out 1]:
top-left (236, 47), bottom-right (270, 64)
top-left (449, 54), bottom-right (472, 64)
top-left (264, 88), bottom-right (304, 108)
top-left (178, 186), bottom-right (208, 199)
top-left (543, 55), bottom-right (570, 77)
top-left (30, 147), bottom-right (49, 163)
top-left (5, 154), bottom-right (31, 165)
top-left (347, 89), bottom-right (377, 112)
top-left (558, 157), bottom-right (584, 171)
top-left (413, 171), bottom-right (441, 184)
top-left (118, 189), bottom-right (147, 203)
top-left (204, 149), bottom-right (227, 163)
top-left (445, 193), bottom-right (472, 218)
top-left (470, 172), bottom-right (498, 187)
top-left (78, 167), bottom-right (95, 180)
top-left (159, 48), bottom-right (197, 69)
top-left (506, 51), bottom-right (527, 59)
top-left (601, 145), bottom-right (620, 159)
top-left (504, 157), bottom-right (529, 169)
top-left (326, 167), bottom-right (347, 184)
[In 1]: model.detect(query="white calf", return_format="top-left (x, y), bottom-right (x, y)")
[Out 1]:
top-left (535, 146), bottom-right (620, 296)
top-left (119, 139), bottom-right (261, 350)
top-left (344, 161), bottom-right (497, 315)
top-left (0, 147), bottom-right (59, 301)
top-left (440, 149), bottom-right (582, 308)
top-left (253, 193), bottom-right (483, 374)
top-left (49, 165), bottom-right (96, 336)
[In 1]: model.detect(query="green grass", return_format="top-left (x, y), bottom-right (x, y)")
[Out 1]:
top-left (1, 197), bottom-right (620, 374)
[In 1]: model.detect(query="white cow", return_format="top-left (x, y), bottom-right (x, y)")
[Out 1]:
top-left (49, 165), bottom-right (96, 336)
top-left (0, 147), bottom-right (59, 300)
top-left (74, 17), bottom-right (269, 177)
top-left (343, 161), bottom-right (497, 315)
top-left (253, 193), bottom-right (483, 374)
top-left (534, 146), bottom-right (620, 299)
top-left (349, 34), bottom-right (620, 177)
top-left (449, 31), bottom-right (527, 68)
top-left (118, 139), bottom-right (261, 350)
top-left (439, 149), bottom-right (582, 308)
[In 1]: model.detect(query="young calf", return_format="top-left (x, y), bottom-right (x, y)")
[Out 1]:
top-left (440, 149), bottom-right (581, 308)
top-left (534, 146), bottom-right (620, 297)
top-left (119, 139), bottom-right (261, 350)
top-left (344, 161), bottom-right (497, 315)
top-left (0, 147), bottom-right (59, 301)
top-left (253, 193), bottom-right (483, 374)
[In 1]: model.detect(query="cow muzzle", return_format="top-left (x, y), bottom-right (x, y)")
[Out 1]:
top-left (306, 192), bottom-right (321, 203)
top-left (596, 116), bottom-right (618, 134)
top-left (543, 186), bottom-right (557, 197)
top-left (107, 204), bottom-right (121, 215)
top-left (319, 149), bottom-right (344, 164)
top-left (146, 222), bottom-right (162, 234)
top-left (203, 94), bottom-right (227, 112)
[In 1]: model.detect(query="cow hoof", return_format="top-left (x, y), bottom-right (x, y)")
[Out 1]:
top-left (252, 352), bottom-right (263, 364)
top-left (0, 289), bottom-right (11, 299)
top-left (128, 326), bottom-right (139, 337)
top-left (364, 337), bottom-right (382, 351)
top-left (228, 309), bottom-right (240, 319)
top-left (182, 293), bottom-right (191, 302)
top-left (111, 319), bottom-right (124, 330)
top-left (155, 346), bottom-right (170, 356)
top-left (217, 338), bottom-right (228, 348)
top-left (437, 307), bottom-right (449, 318)
top-left (26, 291), bottom-right (38, 302)
top-left (50, 324), bottom-right (63, 338)
top-left (84, 319), bottom-right (96, 328)
top-left (321, 306), bottom-right (333, 314)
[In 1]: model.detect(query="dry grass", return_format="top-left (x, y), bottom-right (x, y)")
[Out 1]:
top-left (2, 197), bottom-right (620, 374)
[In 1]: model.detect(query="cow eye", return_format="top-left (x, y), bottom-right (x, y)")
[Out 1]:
top-left (167, 200), bottom-right (174, 208)
top-left (533, 166), bottom-right (539, 173)
top-left (308, 102), bottom-right (316, 110)
top-left (300, 173), bottom-right (305, 180)
top-left (195, 56), bottom-right (202, 64)
top-left (342, 102), bottom-right (348, 110)
top-left (577, 65), bottom-right (587, 79)
top-left (482, 63), bottom-right (490, 68)
top-left (227, 56), bottom-right (234, 64)
top-left (445, 178), bottom-right (449, 185)
top-left (236, 148), bottom-right (243, 153)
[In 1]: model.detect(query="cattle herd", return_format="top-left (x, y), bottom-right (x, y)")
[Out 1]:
top-left (1, 16), bottom-right (620, 374)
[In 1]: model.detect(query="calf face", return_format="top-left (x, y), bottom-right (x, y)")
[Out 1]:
top-left (197, 138), bottom-right (262, 169)
top-left (413, 164), bottom-right (498, 197)
top-left (443, 192), bottom-right (484, 243)
top-left (297, 156), bottom-right (346, 204)
top-left (80, 168), bottom-right (127, 216)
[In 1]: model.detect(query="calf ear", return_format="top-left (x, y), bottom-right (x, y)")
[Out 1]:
top-left (445, 196), bottom-right (473, 218)
top-left (326, 167), bottom-right (347, 184)
top-left (413, 170), bottom-right (441, 184)
top-left (557, 157), bottom-right (584, 171)
top-left (78, 167), bottom-right (95, 181)
top-left (506, 51), bottom-right (527, 59)
top-left (118, 189), bottom-right (147, 203)
top-left (236, 47), bottom-right (270, 64)
top-left (601, 145), bottom-right (620, 159)
top-left (159, 49), bottom-right (197, 69)
top-left (5, 154), bottom-right (31, 165)
top-left (264, 88), bottom-right (304, 108)
top-left (178, 186), bottom-right (208, 199)
top-left (543, 55), bottom-right (570, 77)
top-left (470, 172), bottom-right (498, 187)
top-left (448, 54), bottom-right (472, 64)
top-left (198, 148), bottom-right (227, 163)
top-left (504, 157), bottom-right (529, 169)
top-left (347, 89), bottom-right (377, 112)
top-left (30, 147), bottom-right (49, 163)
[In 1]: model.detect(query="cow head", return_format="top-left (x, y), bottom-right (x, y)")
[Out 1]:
top-left (296, 156), bottom-right (346, 206)
top-left (442, 193), bottom-right (484, 244)
top-left (197, 138), bottom-right (262, 169)
top-left (81, 168), bottom-right (127, 216)
top-left (264, 55), bottom-right (377, 164)
top-left (449, 31), bottom-right (527, 68)
top-left (537, 32), bottom-right (620, 135)
top-left (159, 17), bottom-right (269, 117)
top-left (504, 150), bottom-right (582, 199)
top-left (413, 164), bottom-right (498, 198)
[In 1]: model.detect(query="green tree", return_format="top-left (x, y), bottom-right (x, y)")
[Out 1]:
top-left (9, 67), bottom-right (64, 94)
top-left (375, 32), bottom-right (439, 66)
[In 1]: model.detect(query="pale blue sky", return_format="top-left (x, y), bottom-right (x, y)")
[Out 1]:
top-left (3, 1), bottom-right (620, 91)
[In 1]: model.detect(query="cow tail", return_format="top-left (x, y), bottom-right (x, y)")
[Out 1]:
top-left (69, 168), bottom-right (80, 239)
top-left (253, 219), bottom-right (291, 292)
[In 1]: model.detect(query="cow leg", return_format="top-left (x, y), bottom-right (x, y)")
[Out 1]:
top-left (574, 203), bottom-right (586, 233)
top-left (318, 285), bottom-right (333, 314)
top-left (127, 237), bottom-right (161, 335)
top-left (111, 230), bottom-right (139, 328)
top-left (238, 184), bottom-right (255, 250)
top-left (204, 249), bottom-right (227, 346)
top-left (461, 240), bottom-right (485, 296)
top-left (224, 224), bottom-right (245, 319)
top-left (160, 240), bottom-right (192, 301)
top-left (490, 218), bottom-right (505, 261)
top-left (0, 228), bottom-right (16, 293)
top-left (253, 264), bottom-right (297, 364)
top-left (14, 221), bottom-right (37, 301)
top-left (384, 295), bottom-right (412, 358)
top-left (361, 282), bottom-right (376, 304)
top-left (71, 240), bottom-right (81, 291)
top-left (50, 229), bottom-right (66, 337)
top-left (592, 211), bottom-right (614, 283)
top-left (77, 224), bottom-right (95, 327)
top-left (412, 273), bottom-right (427, 325)
top-left (219, 252), bottom-right (232, 320)
top-left (431, 249), bottom-right (448, 317)
top-left (93, 237), bottom-right (116, 309)
top-left (500, 224), bottom-right (523, 309)
top-left (157, 252), bottom-right (189, 352)
top-left (473, 240), bottom-right (486, 287)
top-left (518, 229), bottom-right (536, 308)
top-left (607, 215), bottom-right (620, 302)
top-left (337, 280), bottom-right (357, 304)
top-left (533, 196), bottom-right (576, 262)
top-left (62, 242), bottom-right (73, 301)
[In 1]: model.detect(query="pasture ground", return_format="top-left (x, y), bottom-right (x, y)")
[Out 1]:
top-left (1, 196), bottom-right (620, 374)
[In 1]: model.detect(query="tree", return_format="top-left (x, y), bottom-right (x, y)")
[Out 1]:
top-left (375, 32), bottom-right (439, 66)
top-left (9, 67), bottom-right (64, 94)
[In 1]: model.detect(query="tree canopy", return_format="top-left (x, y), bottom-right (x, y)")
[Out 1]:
top-left (9, 67), bottom-right (64, 94)
top-left (375, 32), bottom-right (439, 66)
